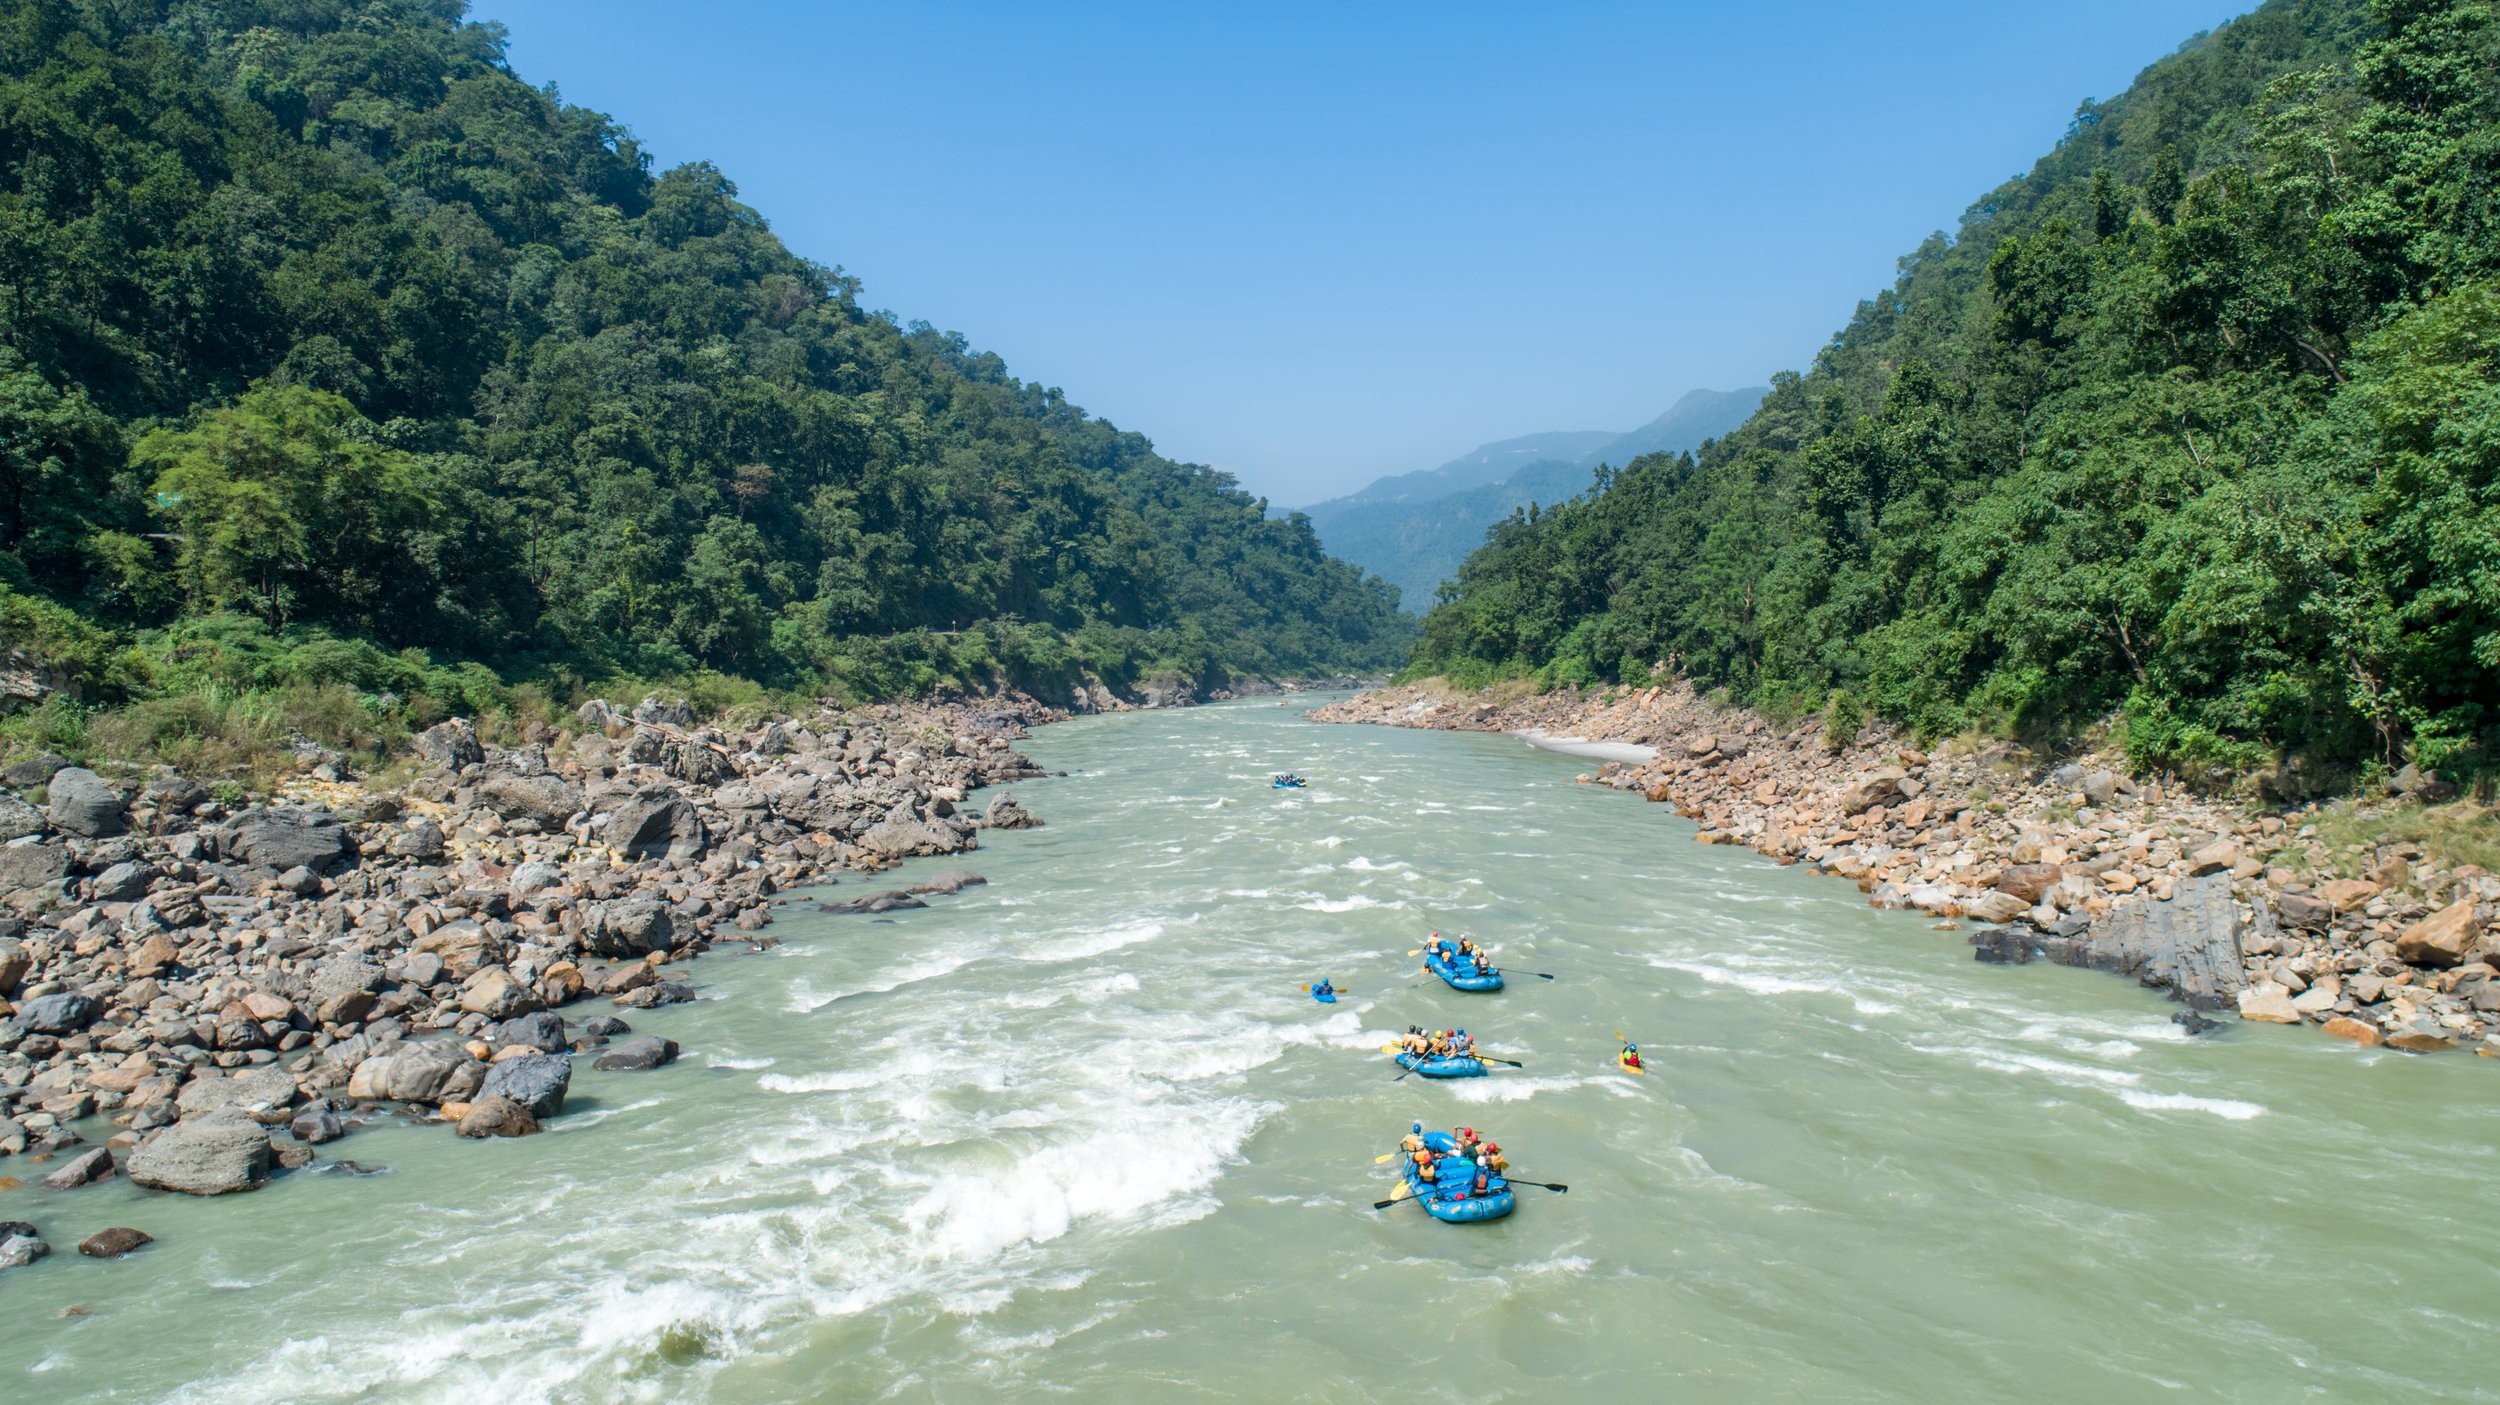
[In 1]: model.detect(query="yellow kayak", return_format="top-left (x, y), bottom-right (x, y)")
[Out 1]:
top-left (1617, 1053), bottom-right (1647, 1075)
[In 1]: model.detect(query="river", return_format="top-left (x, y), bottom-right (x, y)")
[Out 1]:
top-left (4, 698), bottom-right (2495, 1403)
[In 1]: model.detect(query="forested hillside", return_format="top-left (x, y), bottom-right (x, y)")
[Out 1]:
top-left (0, 0), bottom-right (1409, 732)
top-left (1412, 0), bottom-right (2500, 787)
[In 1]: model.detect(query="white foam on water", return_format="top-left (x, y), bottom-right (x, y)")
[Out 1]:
top-left (1298, 895), bottom-right (1389, 913)
top-left (1446, 1074), bottom-right (1592, 1104)
top-left (1651, 957), bottom-right (1904, 1018)
top-left (1344, 856), bottom-right (1411, 872)
top-left (2117, 1089), bottom-right (2268, 1120)
top-left (1023, 918), bottom-right (1166, 963)
top-left (705, 1055), bottom-right (776, 1070)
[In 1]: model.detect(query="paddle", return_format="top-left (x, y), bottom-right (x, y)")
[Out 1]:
top-left (1507, 1178), bottom-right (1569, 1193)
top-left (1371, 1183), bottom-right (1415, 1211)
top-left (1300, 984), bottom-right (1350, 993)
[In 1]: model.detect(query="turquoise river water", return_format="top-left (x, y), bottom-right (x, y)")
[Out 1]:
top-left (1, 697), bottom-right (2495, 1403)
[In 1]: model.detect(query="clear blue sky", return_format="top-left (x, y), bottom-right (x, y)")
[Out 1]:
top-left (471, 1), bottom-right (2254, 507)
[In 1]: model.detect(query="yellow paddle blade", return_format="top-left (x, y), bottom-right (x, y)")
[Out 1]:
top-left (1374, 1151), bottom-right (1399, 1164)
top-left (1388, 1182), bottom-right (1414, 1202)
top-left (1406, 949), bottom-right (1422, 957)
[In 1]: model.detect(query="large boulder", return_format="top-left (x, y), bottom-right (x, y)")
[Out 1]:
top-left (79, 1227), bottom-right (153, 1258)
top-left (414, 718), bottom-right (485, 771)
top-left (606, 793), bottom-right (705, 862)
top-left (478, 773), bottom-right (583, 826)
top-left (1993, 864), bottom-right (2065, 906)
top-left (1, 752), bottom-right (68, 787)
top-left (589, 900), bottom-right (677, 959)
top-left (44, 766), bottom-right (127, 837)
top-left (593, 1035), bottom-right (679, 1071)
top-left (0, 793), bottom-right (44, 841)
top-left (2235, 982), bottom-right (2301, 1023)
top-left (455, 1093), bottom-right (539, 1138)
top-left (414, 921), bottom-right (504, 978)
top-left (982, 794), bottom-right (1042, 830)
top-left (0, 838), bottom-right (69, 890)
top-left (1835, 768), bottom-right (1910, 816)
top-left (126, 1117), bottom-right (273, 1195)
top-left (17, 991), bottom-right (100, 1035)
top-left (858, 814), bottom-right (967, 859)
top-left (308, 954), bottom-right (383, 1025)
top-left (491, 1011), bottom-right (569, 1053)
top-left (478, 1051), bottom-right (571, 1119)
top-left (174, 1066), bottom-right (299, 1121)
top-left (218, 809), bottom-right (354, 874)
top-left (0, 1232), bottom-right (48, 1269)
top-left (2274, 892), bottom-right (2332, 930)
top-left (457, 965), bottom-right (542, 1019)
top-left (348, 1040), bottom-right (486, 1105)
top-left (0, 942), bottom-right (28, 995)
top-left (42, 1146), bottom-right (114, 1189)
top-left (2395, 900), bottom-right (2482, 969)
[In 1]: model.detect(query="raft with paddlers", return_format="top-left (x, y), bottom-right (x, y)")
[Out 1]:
top-left (1422, 948), bottom-right (1503, 992)
top-left (1271, 773), bottom-right (1307, 789)
top-left (1387, 1129), bottom-right (1513, 1223)
top-left (1395, 1049), bottom-right (1485, 1078)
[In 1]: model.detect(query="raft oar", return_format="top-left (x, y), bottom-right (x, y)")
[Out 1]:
top-left (1507, 1178), bottom-right (1569, 1193)
top-left (1371, 1183), bottom-right (1416, 1210)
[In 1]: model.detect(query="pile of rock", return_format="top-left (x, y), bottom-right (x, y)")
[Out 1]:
top-left (1315, 681), bottom-right (2500, 1057)
top-left (0, 694), bottom-right (1060, 1216)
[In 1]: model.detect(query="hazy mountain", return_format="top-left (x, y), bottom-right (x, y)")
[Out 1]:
top-left (1304, 387), bottom-right (1765, 610)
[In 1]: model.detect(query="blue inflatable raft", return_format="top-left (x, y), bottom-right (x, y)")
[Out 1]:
top-left (1397, 1131), bottom-right (1514, 1223)
top-left (1395, 1050), bottom-right (1486, 1078)
top-left (1423, 951), bottom-right (1504, 992)
top-left (1272, 775), bottom-right (1306, 789)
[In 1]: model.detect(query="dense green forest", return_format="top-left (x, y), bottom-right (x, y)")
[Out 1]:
top-left (0, 0), bottom-right (1409, 754)
top-left (1412, 0), bottom-right (2500, 787)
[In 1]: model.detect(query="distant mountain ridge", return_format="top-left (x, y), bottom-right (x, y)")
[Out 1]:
top-left (1303, 387), bottom-right (1765, 610)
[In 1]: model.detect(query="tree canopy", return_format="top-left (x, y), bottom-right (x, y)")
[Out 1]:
top-left (0, 0), bottom-right (1411, 705)
top-left (1411, 0), bottom-right (2500, 785)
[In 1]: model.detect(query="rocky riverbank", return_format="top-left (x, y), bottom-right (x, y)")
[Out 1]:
top-left (1313, 682), bottom-right (2500, 1058)
top-left (0, 693), bottom-right (1060, 1259)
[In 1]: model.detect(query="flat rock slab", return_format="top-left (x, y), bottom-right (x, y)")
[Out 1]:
top-left (2038, 874), bottom-right (2249, 1011)
top-left (126, 1118), bottom-right (273, 1196)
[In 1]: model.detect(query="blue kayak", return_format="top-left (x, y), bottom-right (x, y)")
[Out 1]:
top-left (1395, 1050), bottom-right (1486, 1078)
top-left (1423, 951), bottom-right (1504, 992)
top-left (1312, 988), bottom-right (1338, 1004)
top-left (1396, 1131), bottom-right (1514, 1224)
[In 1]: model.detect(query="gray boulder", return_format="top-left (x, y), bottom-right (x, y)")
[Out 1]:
top-left (348, 1040), bottom-right (486, 1105)
top-left (490, 1011), bottom-right (569, 1053)
top-left (1, 752), bottom-right (68, 788)
top-left (0, 839), bottom-right (68, 896)
top-left (219, 809), bottom-right (354, 874)
top-left (0, 1232), bottom-right (48, 1269)
top-left (44, 766), bottom-right (126, 837)
top-left (174, 1066), bottom-right (299, 1120)
top-left (589, 900), bottom-right (677, 958)
top-left (42, 1146), bottom-right (113, 1190)
top-left (593, 1035), bottom-right (679, 1071)
top-left (127, 1117), bottom-right (273, 1195)
top-left (289, 1110), bottom-right (346, 1145)
top-left (414, 718), bottom-right (485, 771)
top-left (858, 814), bottom-right (967, 858)
top-left (308, 955), bottom-right (383, 1024)
top-left (606, 793), bottom-right (705, 861)
top-left (386, 817), bottom-right (446, 861)
top-left (478, 1051), bottom-right (571, 1119)
top-left (0, 793), bottom-right (43, 841)
top-left (982, 794), bottom-right (1042, 830)
top-left (478, 773), bottom-right (583, 825)
top-left (17, 992), bottom-right (99, 1035)
top-left (90, 859), bottom-right (156, 903)
top-left (631, 695), bottom-right (694, 727)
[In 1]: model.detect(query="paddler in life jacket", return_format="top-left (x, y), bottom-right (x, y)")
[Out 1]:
top-left (1312, 978), bottom-right (1334, 999)
top-left (1470, 950), bottom-right (1493, 974)
top-left (1455, 1126), bottom-right (1483, 1159)
top-left (1455, 936), bottom-right (1477, 960)
top-left (1455, 1029), bottom-right (1475, 1057)
top-left (1620, 1041), bottom-right (1644, 1071)
top-left (1480, 1141), bottom-right (1508, 1175)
